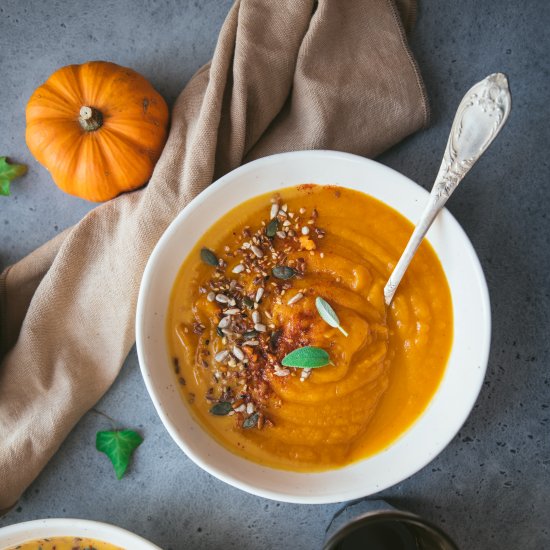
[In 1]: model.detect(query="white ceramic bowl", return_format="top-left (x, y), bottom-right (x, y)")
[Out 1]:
top-left (0, 518), bottom-right (161, 549)
top-left (136, 150), bottom-right (490, 504)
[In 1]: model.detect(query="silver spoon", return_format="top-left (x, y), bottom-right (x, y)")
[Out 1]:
top-left (384, 73), bottom-right (512, 306)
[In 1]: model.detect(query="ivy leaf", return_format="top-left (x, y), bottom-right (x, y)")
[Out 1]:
top-left (281, 346), bottom-right (332, 368)
top-left (315, 297), bottom-right (348, 337)
top-left (96, 430), bottom-right (143, 480)
top-left (0, 157), bottom-right (27, 196)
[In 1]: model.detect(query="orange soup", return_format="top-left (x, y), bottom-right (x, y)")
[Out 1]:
top-left (167, 185), bottom-right (453, 471)
top-left (8, 537), bottom-right (122, 550)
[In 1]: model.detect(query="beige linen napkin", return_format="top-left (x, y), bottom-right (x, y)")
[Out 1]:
top-left (0, 0), bottom-right (428, 511)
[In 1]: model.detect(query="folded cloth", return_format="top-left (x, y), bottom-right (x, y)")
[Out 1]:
top-left (0, 0), bottom-right (428, 512)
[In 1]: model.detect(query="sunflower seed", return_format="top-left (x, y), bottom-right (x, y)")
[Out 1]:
top-left (287, 292), bottom-right (304, 305)
top-left (255, 287), bottom-right (264, 303)
top-left (215, 350), bottom-right (229, 362)
top-left (270, 203), bottom-right (279, 219)
top-left (246, 402), bottom-right (255, 415)
top-left (276, 231), bottom-right (286, 239)
top-left (216, 293), bottom-right (230, 303)
top-left (232, 346), bottom-right (245, 361)
top-left (242, 340), bottom-right (259, 346)
top-left (252, 311), bottom-right (261, 324)
top-left (234, 404), bottom-right (246, 412)
top-left (224, 308), bottom-right (240, 315)
top-left (251, 245), bottom-right (264, 258)
top-left (254, 323), bottom-right (267, 332)
top-left (218, 316), bottom-right (231, 329)
top-left (301, 226), bottom-right (310, 235)
top-left (232, 264), bottom-right (245, 274)
top-left (207, 291), bottom-right (216, 302)
top-left (274, 368), bottom-right (290, 377)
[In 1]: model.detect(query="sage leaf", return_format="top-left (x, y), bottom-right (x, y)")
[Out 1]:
top-left (200, 247), bottom-right (218, 266)
top-left (210, 401), bottom-right (232, 416)
top-left (281, 346), bottom-right (331, 369)
top-left (272, 265), bottom-right (296, 280)
top-left (243, 412), bottom-right (259, 429)
top-left (266, 218), bottom-right (278, 238)
top-left (315, 296), bottom-right (348, 337)
top-left (96, 430), bottom-right (143, 480)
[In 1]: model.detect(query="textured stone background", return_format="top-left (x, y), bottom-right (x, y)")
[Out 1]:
top-left (1, 1), bottom-right (548, 549)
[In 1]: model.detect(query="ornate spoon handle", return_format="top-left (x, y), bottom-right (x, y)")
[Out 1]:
top-left (384, 73), bottom-right (512, 306)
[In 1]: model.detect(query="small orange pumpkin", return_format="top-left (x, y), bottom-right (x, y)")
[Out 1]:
top-left (26, 61), bottom-right (169, 202)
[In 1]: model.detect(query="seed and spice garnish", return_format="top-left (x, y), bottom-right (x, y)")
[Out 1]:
top-left (175, 195), bottom-right (334, 431)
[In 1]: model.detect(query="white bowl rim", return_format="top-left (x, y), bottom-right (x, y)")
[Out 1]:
top-left (136, 149), bottom-right (491, 504)
top-left (0, 518), bottom-right (161, 549)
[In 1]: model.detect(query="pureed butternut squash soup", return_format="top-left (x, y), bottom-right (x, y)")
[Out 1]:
top-left (7, 537), bottom-right (122, 550)
top-left (167, 185), bottom-right (453, 471)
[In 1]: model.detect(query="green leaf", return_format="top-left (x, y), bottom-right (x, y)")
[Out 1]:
top-left (0, 157), bottom-right (27, 196)
top-left (210, 401), bottom-right (232, 416)
top-left (200, 247), bottom-right (218, 266)
top-left (315, 297), bottom-right (348, 337)
top-left (281, 346), bottom-right (331, 368)
top-left (272, 266), bottom-right (296, 280)
top-left (96, 430), bottom-right (143, 480)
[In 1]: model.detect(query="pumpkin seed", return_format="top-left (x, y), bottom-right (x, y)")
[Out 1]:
top-left (266, 218), bottom-right (278, 238)
top-left (243, 330), bottom-right (258, 339)
top-left (242, 296), bottom-right (254, 309)
top-left (210, 402), bottom-right (232, 416)
top-left (272, 266), bottom-right (296, 280)
top-left (243, 412), bottom-right (259, 429)
top-left (200, 247), bottom-right (218, 266)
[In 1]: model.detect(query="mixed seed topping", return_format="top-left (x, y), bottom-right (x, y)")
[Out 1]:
top-left (177, 196), bottom-right (326, 430)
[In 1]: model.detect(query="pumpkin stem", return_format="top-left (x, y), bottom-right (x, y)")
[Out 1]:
top-left (79, 106), bottom-right (103, 131)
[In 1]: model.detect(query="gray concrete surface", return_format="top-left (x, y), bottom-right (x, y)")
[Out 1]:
top-left (1, 1), bottom-right (549, 549)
